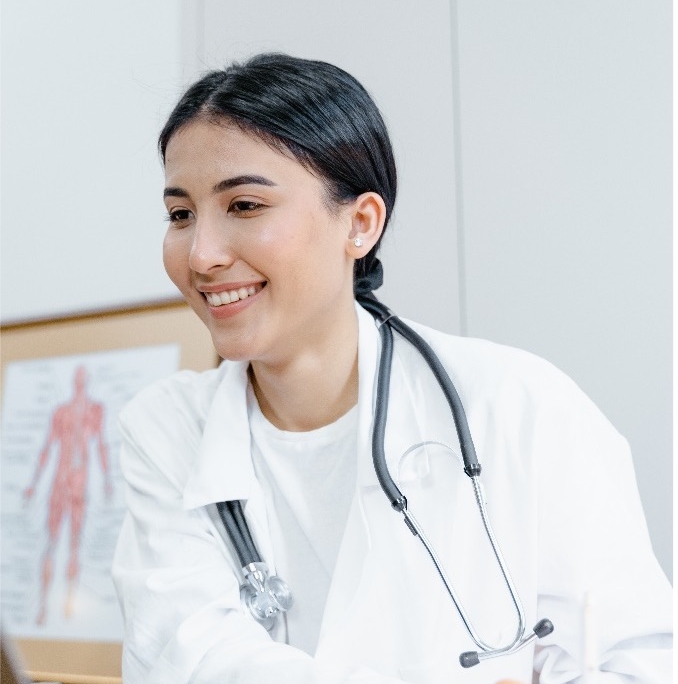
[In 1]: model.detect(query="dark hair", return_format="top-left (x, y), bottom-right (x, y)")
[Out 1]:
top-left (159, 53), bottom-right (397, 288)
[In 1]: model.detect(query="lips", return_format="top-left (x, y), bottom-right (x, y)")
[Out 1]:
top-left (203, 282), bottom-right (265, 307)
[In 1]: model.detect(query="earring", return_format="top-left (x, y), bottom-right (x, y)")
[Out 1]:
top-left (353, 237), bottom-right (363, 248)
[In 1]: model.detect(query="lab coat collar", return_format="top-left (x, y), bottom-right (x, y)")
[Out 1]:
top-left (182, 302), bottom-right (430, 510)
top-left (182, 361), bottom-right (254, 509)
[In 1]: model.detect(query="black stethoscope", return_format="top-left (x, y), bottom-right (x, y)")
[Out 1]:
top-left (217, 293), bottom-right (553, 669)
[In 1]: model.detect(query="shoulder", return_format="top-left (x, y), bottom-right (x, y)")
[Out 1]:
top-left (115, 364), bottom-right (238, 492)
top-left (397, 319), bottom-right (622, 456)
top-left (84, 401), bottom-right (105, 427)
top-left (399, 321), bottom-right (633, 505)
top-left (52, 404), bottom-right (67, 422)
top-left (118, 364), bottom-right (228, 452)
top-left (400, 319), bottom-right (584, 407)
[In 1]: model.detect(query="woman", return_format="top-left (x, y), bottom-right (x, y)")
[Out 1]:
top-left (112, 54), bottom-right (671, 683)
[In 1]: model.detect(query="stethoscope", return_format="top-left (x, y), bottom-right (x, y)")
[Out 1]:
top-left (216, 295), bottom-right (554, 669)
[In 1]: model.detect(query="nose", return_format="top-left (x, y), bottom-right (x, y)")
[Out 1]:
top-left (188, 214), bottom-right (236, 274)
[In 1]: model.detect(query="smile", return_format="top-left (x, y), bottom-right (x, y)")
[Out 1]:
top-left (204, 283), bottom-right (265, 307)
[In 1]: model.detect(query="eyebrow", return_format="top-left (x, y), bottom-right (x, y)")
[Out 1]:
top-left (213, 175), bottom-right (276, 194)
top-left (163, 175), bottom-right (276, 199)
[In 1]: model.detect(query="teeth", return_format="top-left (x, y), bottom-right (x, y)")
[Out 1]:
top-left (205, 285), bottom-right (262, 307)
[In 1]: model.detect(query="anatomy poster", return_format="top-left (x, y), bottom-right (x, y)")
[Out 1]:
top-left (1, 344), bottom-right (180, 641)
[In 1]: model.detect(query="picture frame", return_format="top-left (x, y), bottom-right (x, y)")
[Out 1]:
top-left (0, 300), bottom-right (218, 684)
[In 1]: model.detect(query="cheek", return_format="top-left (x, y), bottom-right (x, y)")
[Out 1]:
top-left (252, 221), bottom-right (310, 283)
top-left (162, 233), bottom-right (189, 288)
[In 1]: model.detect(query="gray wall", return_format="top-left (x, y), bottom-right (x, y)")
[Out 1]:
top-left (1, 0), bottom-right (671, 578)
top-left (1, 0), bottom-right (185, 320)
top-left (453, 0), bottom-right (672, 579)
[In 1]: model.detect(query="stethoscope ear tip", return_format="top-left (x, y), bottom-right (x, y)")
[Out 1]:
top-left (459, 651), bottom-right (480, 668)
top-left (534, 618), bottom-right (554, 638)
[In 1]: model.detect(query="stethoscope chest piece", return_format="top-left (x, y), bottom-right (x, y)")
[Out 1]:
top-left (240, 561), bottom-right (293, 632)
top-left (215, 500), bottom-right (294, 631)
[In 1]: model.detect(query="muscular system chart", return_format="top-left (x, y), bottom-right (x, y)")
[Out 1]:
top-left (1, 345), bottom-right (179, 641)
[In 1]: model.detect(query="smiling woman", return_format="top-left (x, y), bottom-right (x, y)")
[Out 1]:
top-left (161, 122), bottom-right (369, 378)
top-left (111, 54), bottom-right (671, 684)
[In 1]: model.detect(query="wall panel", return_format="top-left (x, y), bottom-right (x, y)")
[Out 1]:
top-left (454, 0), bottom-right (672, 576)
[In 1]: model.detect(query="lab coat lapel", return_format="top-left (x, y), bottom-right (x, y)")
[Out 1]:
top-left (182, 361), bottom-right (277, 572)
top-left (315, 306), bottom-right (379, 648)
top-left (316, 306), bottom-right (432, 653)
top-left (183, 361), bottom-right (254, 508)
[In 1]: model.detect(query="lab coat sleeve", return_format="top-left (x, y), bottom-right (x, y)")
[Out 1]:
top-left (529, 373), bottom-right (672, 683)
top-left (112, 383), bottom-right (409, 684)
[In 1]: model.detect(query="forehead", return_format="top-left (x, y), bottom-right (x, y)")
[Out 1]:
top-left (163, 120), bottom-right (312, 187)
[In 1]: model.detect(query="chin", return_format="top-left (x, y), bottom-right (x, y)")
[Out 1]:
top-left (216, 349), bottom-right (254, 363)
top-left (212, 342), bottom-right (253, 363)
top-left (209, 332), bottom-right (259, 363)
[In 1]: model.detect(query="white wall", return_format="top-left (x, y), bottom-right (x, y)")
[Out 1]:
top-left (1, 1), bottom-right (671, 578)
top-left (453, 0), bottom-right (672, 578)
top-left (1, 0), bottom-right (185, 322)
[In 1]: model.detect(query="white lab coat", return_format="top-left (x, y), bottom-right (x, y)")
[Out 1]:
top-left (112, 305), bottom-right (672, 684)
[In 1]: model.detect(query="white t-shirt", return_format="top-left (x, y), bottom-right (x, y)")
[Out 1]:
top-left (247, 386), bottom-right (358, 656)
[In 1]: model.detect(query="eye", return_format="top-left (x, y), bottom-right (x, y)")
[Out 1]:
top-left (228, 200), bottom-right (265, 215)
top-left (165, 208), bottom-right (194, 225)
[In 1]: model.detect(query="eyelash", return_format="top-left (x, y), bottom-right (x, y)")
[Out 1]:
top-left (229, 200), bottom-right (264, 214)
top-left (165, 209), bottom-right (192, 224)
top-left (164, 200), bottom-right (265, 224)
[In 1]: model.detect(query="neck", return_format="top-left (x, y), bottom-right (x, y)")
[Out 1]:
top-left (249, 307), bottom-right (359, 432)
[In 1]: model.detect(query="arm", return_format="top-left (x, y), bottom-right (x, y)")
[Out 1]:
top-left (531, 376), bottom-right (672, 683)
top-left (92, 403), bottom-right (112, 499)
top-left (113, 435), bottom-right (303, 683)
top-left (24, 409), bottom-right (60, 499)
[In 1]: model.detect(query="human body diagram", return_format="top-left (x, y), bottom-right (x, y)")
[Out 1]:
top-left (23, 366), bottom-right (112, 625)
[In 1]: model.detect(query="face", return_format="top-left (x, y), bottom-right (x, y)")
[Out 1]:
top-left (162, 120), bottom-right (358, 365)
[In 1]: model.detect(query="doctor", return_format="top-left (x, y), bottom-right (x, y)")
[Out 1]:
top-left (112, 53), bottom-right (672, 683)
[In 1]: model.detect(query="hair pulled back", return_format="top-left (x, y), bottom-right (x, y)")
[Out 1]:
top-left (159, 53), bottom-right (397, 292)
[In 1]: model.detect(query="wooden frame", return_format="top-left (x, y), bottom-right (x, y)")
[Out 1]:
top-left (1, 299), bottom-right (218, 384)
top-left (1, 300), bottom-right (218, 684)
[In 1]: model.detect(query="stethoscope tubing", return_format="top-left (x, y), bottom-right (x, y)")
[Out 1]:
top-left (358, 296), bottom-right (539, 658)
top-left (216, 500), bottom-right (260, 567)
top-left (469, 476), bottom-right (526, 649)
top-left (402, 507), bottom-right (523, 653)
top-left (357, 296), bottom-right (481, 481)
top-left (369, 298), bottom-right (403, 508)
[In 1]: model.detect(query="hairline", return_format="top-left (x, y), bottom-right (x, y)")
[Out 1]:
top-left (161, 109), bottom-right (356, 217)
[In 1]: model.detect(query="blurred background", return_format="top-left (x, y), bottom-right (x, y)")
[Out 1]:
top-left (1, 0), bottom-right (672, 578)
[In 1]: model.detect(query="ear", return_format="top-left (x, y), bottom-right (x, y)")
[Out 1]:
top-left (346, 192), bottom-right (387, 257)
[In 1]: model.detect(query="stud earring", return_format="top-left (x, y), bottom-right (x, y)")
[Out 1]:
top-left (353, 237), bottom-right (363, 248)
